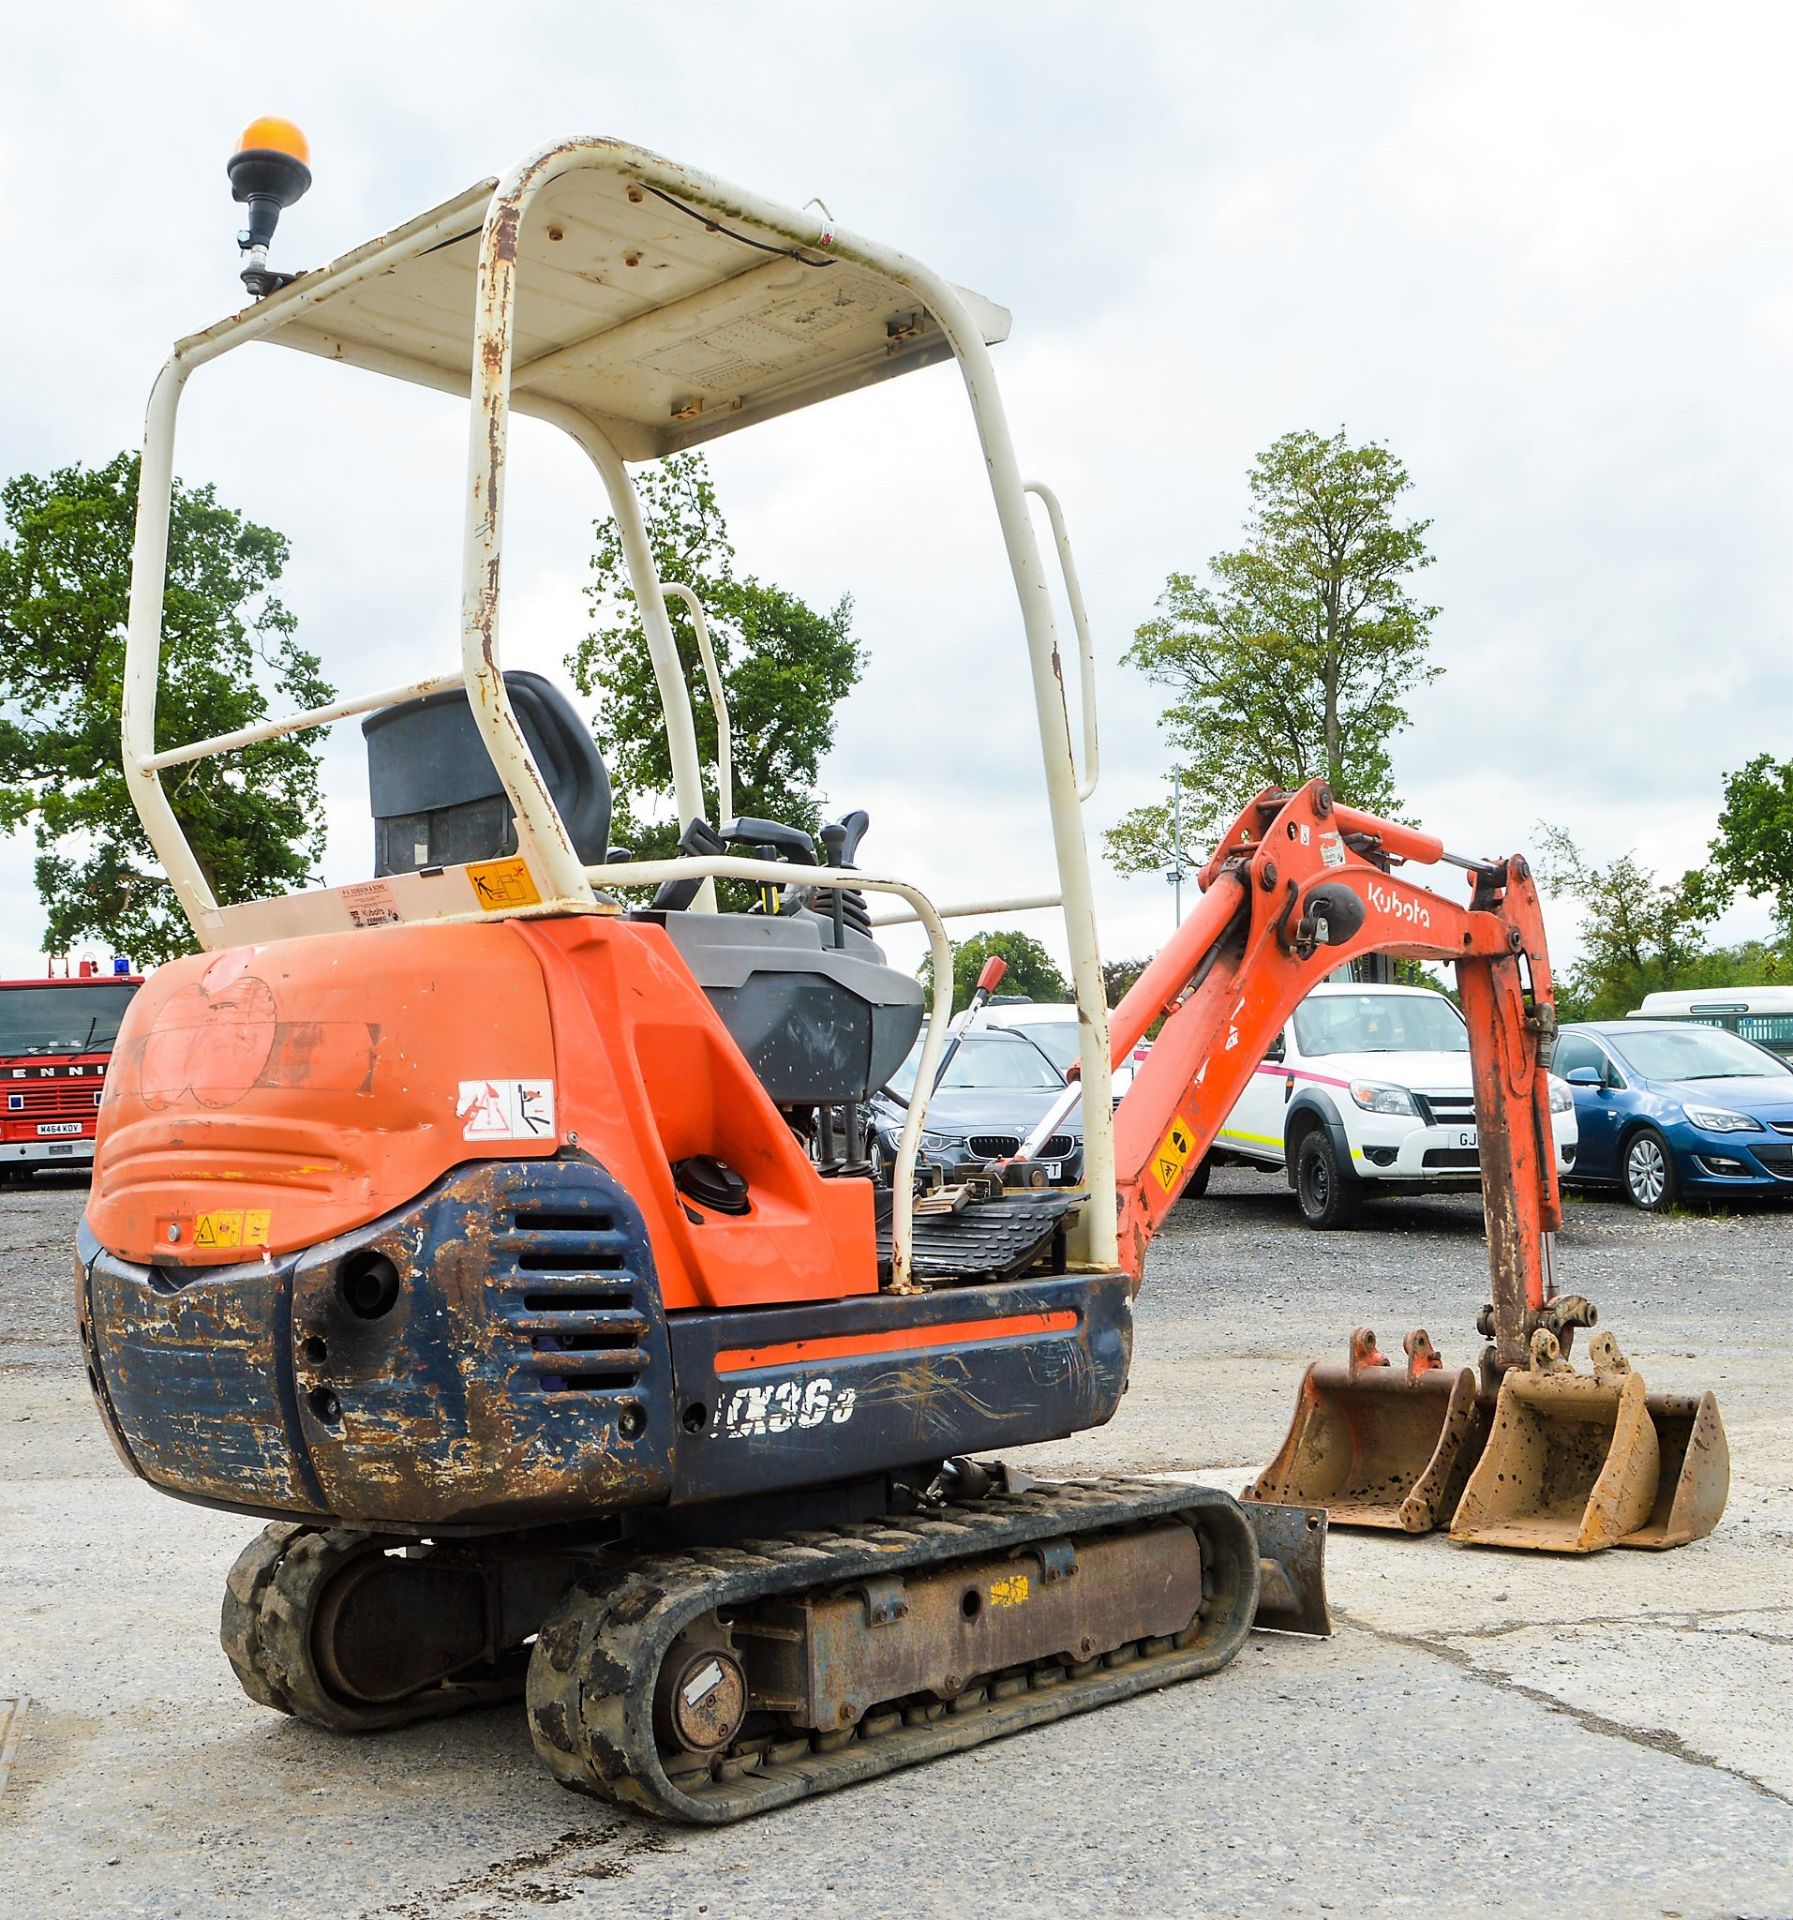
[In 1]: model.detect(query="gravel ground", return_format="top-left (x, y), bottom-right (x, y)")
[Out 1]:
top-left (3, 1168), bottom-right (1790, 1919)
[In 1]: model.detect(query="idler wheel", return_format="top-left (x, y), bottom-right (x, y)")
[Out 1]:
top-left (656, 1644), bottom-right (749, 1755)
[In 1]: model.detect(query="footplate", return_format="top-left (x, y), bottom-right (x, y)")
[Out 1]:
top-left (527, 1477), bottom-right (1268, 1823)
top-left (874, 1189), bottom-right (1080, 1282)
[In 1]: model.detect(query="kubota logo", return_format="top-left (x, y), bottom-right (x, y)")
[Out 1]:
top-left (1367, 881), bottom-right (1431, 930)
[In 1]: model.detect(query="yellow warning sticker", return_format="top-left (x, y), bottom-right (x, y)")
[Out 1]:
top-left (467, 857), bottom-right (543, 912)
top-left (1152, 1115), bottom-right (1198, 1194)
top-left (193, 1209), bottom-right (271, 1249)
top-left (989, 1574), bottom-right (1031, 1609)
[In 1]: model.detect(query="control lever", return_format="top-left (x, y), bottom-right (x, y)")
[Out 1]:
top-left (650, 817), bottom-right (729, 913)
top-left (822, 808), bottom-right (870, 866)
top-left (721, 817), bottom-right (818, 864)
top-left (723, 816), bottom-right (817, 915)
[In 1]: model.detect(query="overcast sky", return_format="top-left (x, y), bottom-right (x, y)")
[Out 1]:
top-left (1, 2), bottom-right (1787, 981)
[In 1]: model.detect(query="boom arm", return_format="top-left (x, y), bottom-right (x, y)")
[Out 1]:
top-left (1060, 782), bottom-right (1561, 1375)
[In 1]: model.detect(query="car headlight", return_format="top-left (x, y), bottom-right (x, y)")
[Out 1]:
top-left (1547, 1075), bottom-right (1574, 1114)
top-left (1349, 1080), bottom-right (1419, 1117)
top-left (1683, 1105), bottom-right (1762, 1133)
top-left (919, 1130), bottom-right (955, 1150)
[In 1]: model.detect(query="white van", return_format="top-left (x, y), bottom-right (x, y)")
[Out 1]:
top-left (1629, 987), bottom-right (1793, 1062)
top-left (1210, 981), bottom-right (1578, 1228)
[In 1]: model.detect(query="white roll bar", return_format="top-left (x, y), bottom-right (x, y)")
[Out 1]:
top-left (123, 137), bottom-right (1119, 1271)
top-left (659, 583), bottom-right (734, 828)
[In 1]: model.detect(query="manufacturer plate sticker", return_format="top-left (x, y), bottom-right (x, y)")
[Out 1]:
top-left (458, 1078), bottom-right (556, 1141)
top-left (467, 858), bottom-right (542, 912)
top-left (1319, 832), bottom-right (1346, 868)
top-left (341, 880), bottom-right (402, 929)
top-left (1152, 1114), bottom-right (1198, 1193)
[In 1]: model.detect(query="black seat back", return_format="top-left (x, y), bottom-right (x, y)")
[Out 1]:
top-left (362, 671), bottom-right (610, 876)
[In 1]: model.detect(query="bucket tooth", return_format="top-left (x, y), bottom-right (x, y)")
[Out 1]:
top-left (1450, 1330), bottom-right (1661, 1553)
top-left (1619, 1391), bottom-right (1730, 1550)
top-left (1245, 1328), bottom-right (1487, 1535)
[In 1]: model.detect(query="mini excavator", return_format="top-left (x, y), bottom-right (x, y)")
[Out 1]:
top-left (79, 126), bottom-right (1728, 1824)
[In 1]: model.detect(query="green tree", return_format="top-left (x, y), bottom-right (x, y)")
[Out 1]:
top-left (918, 930), bottom-right (1071, 1015)
top-left (1709, 753), bottom-right (1793, 939)
top-left (1534, 826), bottom-right (1728, 1019)
top-left (569, 452), bottom-right (864, 861)
top-left (0, 452), bottom-right (332, 964)
top-left (1102, 955), bottom-right (1151, 1007)
top-left (1106, 429), bottom-right (1439, 874)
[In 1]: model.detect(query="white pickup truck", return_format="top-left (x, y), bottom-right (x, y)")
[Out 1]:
top-left (1208, 980), bottom-right (1578, 1228)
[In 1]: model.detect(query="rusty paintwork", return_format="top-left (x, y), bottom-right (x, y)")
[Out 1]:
top-left (81, 1156), bottom-right (675, 1530)
top-left (1246, 1328), bottom-right (1487, 1535)
top-left (726, 1522), bottom-right (1205, 1733)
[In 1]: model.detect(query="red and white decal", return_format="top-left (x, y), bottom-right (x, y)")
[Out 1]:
top-left (457, 1078), bottom-right (556, 1141)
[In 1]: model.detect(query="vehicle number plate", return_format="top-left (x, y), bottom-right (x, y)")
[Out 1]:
top-left (36, 1123), bottom-right (81, 1137)
top-left (1457, 1128), bottom-right (1478, 1148)
top-left (1038, 1160), bottom-right (1061, 1180)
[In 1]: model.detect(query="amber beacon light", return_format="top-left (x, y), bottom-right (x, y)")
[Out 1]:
top-left (227, 117), bottom-right (312, 298)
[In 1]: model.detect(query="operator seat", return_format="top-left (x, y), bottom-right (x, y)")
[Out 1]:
top-left (361, 670), bottom-right (610, 876)
top-left (359, 676), bottom-right (922, 1107)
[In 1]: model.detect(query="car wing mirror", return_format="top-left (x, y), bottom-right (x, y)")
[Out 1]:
top-left (1565, 1066), bottom-right (1603, 1087)
top-left (1264, 1037), bottom-right (1286, 1064)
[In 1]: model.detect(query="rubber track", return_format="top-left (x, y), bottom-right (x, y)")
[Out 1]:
top-left (220, 1523), bottom-right (523, 1733)
top-left (525, 1476), bottom-right (1262, 1824)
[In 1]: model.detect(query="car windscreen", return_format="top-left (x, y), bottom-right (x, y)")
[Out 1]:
top-left (0, 983), bottom-right (139, 1055)
top-left (888, 1032), bottom-right (1062, 1100)
top-left (1612, 1025), bottom-right (1792, 1082)
top-left (1292, 992), bottom-right (1468, 1057)
top-left (1005, 1021), bottom-right (1079, 1077)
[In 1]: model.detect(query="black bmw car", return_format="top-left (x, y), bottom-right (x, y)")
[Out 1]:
top-left (864, 1027), bottom-right (1083, 1186)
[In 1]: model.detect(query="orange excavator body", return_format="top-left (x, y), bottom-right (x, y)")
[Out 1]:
top-left (90, 918), bottom-right (873, 1309)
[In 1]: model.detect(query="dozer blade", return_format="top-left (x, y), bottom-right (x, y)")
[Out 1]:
top-left (1449, 1330), bottom-right (1688, 1553)
top-left (1618, 1390), bottom-right (1730, 1550)
top-left (1245, 1329), bottom-right (1487, 1535)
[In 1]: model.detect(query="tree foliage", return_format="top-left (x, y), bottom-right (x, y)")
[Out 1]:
top-left (569, 453), bottom-right (864, 861)
top-left (917, 930), bottom-right (1071, 1015)
top-left (1102, 955), bottom-right (1151, 1007)
top-left (1106, 428), bottom-right (1439, 874)
top-left (1532, 824), bottom-right (1787, 1019)
top-left (0, 453), bottom-right (332, 964)
top-left (1709, 754), bottom-right (1793, 939)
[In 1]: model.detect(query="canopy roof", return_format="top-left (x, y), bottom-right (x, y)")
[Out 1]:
top-left (181, 166), bottom-right (1011, 460)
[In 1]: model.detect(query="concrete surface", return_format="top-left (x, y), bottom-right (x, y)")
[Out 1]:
top-left (3, 1169), bottom-right (1790, 1918)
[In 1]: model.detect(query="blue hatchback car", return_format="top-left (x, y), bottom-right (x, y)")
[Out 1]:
top-left (1552, 1020), bottom-right (1793, 1210)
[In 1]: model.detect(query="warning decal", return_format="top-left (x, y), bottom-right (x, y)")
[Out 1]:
top-left (194, 1209), bottom-right (272, 1250)
top-left (1152, 1115), bottom-right (1198, 1194)
top-left (458, 1078), bottom-right (556, 1141)
top-left (467, 858), bottom-right (542, 912)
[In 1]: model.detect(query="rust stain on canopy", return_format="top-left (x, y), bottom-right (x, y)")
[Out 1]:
top-left (182, 142), bottom-right (1011, 461)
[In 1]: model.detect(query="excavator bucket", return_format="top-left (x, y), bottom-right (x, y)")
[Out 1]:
top-left (1246, 1329), bottom-right (1488, 1534)
top-left (1447, 1330), bottom-right (1721, 1553)
top-left (1618, 1390), bottom-right (1730, 1550)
